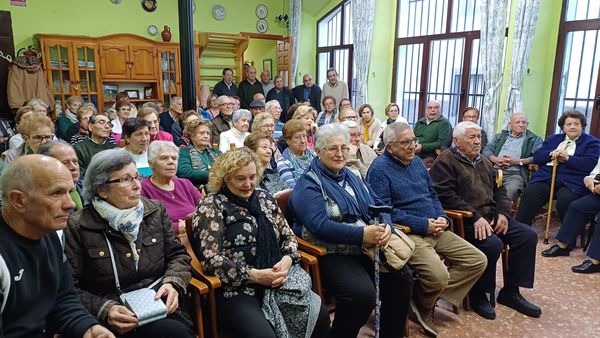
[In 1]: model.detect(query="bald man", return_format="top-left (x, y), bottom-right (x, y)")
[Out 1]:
top-left (39, 140), bottom-right (85, 210)
top-left (0, 155), bottom-right (114, 338)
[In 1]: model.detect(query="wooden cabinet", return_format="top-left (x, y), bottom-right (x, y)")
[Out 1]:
top-left (158, 47), bottom-right (181, 108)
top-left (99, 44), bottom-right (156, 80)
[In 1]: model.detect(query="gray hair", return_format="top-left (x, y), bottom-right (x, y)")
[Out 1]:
top-left (453, 121), bottom-right (481, 138)
top-left (82, 149), bottom-right (134, 201)
top-left (0, 160), bottom-right (34, 206)
top-left (232, 109), bottom-right (252, 123)
top-left (341, 120), bottom-right (359, 129)
top-left (142, 101), bottom-right (161, 112)
top-left (171, 96), bottom-right (182, 105)
top-left (26, 98), bottom-right (49, 108)
top-left (148, 141), bottom-right (179, 164)
top-left (265, 100), bottom-right (280, 112)
top-left (315, 123), bottom-right (350, 151)
top-left (383, 121), bottom-right (412, 145)
top-left (38, 139), bottom-right (74, 157)
top-left (509, 112), bottom-right (529, 123)
top-left (326, 68), bottom-right (338, 75)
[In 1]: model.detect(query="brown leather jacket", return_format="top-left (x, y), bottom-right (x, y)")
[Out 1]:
top-left (65, 197), bottom-right (191, 322)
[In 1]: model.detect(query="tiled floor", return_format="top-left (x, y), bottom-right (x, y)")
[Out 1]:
top-left (357, 218), bottom-right (600, 337)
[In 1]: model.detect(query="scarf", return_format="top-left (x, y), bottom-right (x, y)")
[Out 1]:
top-left (362, 119), bottom-right (373, 144)
top-left (285, 148), bottom-right (315, 180)
top-left (187, 145), bottom-right (220, 172)
top-left (310, 158), bottom-right (373, 222)
top-left (64, 109), bottom-right (78, 124)
top-left (222, 187), bottom-right (282, 269)
top-left (92, 197), bottom-right (145, 270)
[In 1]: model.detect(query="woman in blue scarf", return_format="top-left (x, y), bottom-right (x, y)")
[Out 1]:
top-left (290, 123), bottom-right (413, 338)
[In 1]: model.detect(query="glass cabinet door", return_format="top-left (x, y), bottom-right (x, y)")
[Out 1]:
top-left (45, 42), bottom-right (73, 116)
top-left (74, 44), bottom-right (101, 108)
top-left (160, 49), bottom-right (180, 108)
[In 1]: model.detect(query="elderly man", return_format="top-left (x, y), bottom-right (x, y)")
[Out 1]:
top-left (73, 114), bottom-right (118, 174)
top-left (39, 140), bottom-right (84, 211)
top-left (211, 95), bottom-right (234, 144)
top-left (266, 75), bottom-right (294, 121)
top-left (367, 122), bottom-right (486, 334)
top-left (430, 121), bottom-right (541, 319)
top-left (321, 68), bottom-right (349, 111)
top-left (265, 100), bottom-right (285, 139)
top-left (0, 155), bottom-right (114, 338)
top-left (337, 108), bottom-right (359, 123)
top-left (483, 112), bottom-right (543, 201)
top-left (343, 120), bottom-right (377, 178)
top-left (159, 96), bottom-right (183, 134)
top-left (292, 74), bottom-right (322, 111)
top-left (238, 66), bottom-right (264, 109)
top-left (414, 100), bottom-right (452, 168)
top-left (249, 100), bottom-right (266, 117)
top-left (260, 69), bottom-right (274, 94)
top-left (213, 67), bottom-right (237, 97)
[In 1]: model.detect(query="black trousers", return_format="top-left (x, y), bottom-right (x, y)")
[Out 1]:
top-left (217, 291), bottom-right (331, 338)
top-left (319, 254), bottom-right (413, 338)
top-left (120, 313), bottom-right (195, 338)
top-left (516, 181), bottom-right (582, 225)
top-left (465, 218), bottom-right (537, 297)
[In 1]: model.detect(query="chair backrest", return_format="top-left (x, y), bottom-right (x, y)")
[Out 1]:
top-left (275, 189), bottom-right (294, 227)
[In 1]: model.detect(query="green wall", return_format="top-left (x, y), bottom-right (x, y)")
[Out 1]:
top-left (0, 0), bottom-right (286, 51)
top-left (244, 38), bottom-right (278, 77)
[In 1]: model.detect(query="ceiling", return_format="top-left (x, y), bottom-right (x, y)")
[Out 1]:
top-left (302, 0), bottom-right (333, 17)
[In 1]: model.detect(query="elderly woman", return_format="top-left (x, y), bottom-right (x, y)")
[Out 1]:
top-left (172, 110), bottom-right (200, 147)
top-left (177, 119), bottom-right (222, 187)
top-left (141, 141), bottom-right (201, 233)
top-left (56, 95), bottom-right (83, 140)
top-left (277, 119), bottom-right (317, 189)
top-left (218, 109), bottom-right (251, 152)
top-left (73, 114), bottom-right (118, 174)
top-left (339, 98), bottom-right (353, 112)
top-left (111, 99), bottom-right (132, 145)
top-left (290, 123), bottom-right (413, 338)
top-left (200, 93), bottom-right (219, 120)
top-left (8, 105), bottom-right (34, 150)
top-left (191, 148), bottom-right (329, 338)
top-left (122, 118), bottom-right (152, 178)
top-left (516, 109), bottom-right (600, 226)
top-left (2, 112), bottom-right (55, 164)
top-left (26, 98), bottom-right (49, 115)
top-left (244, 132), bottom-right (288, 195)
top-left (358, 104), bottom-right (384, 148)
top-left (292, 105), bottom-right (318, 150)
top-left (265, 100), bottom-right (285, 139)
top-left (64, 149), bottom-right (195, 337)
top-left (252, 112), bottom-right (282, 161)
top-left (138, 106), bottom-right (174, 143)
top-left (316, 95), bottom-right (337, 127)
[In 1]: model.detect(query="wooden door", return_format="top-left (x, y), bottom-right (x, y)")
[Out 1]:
top-left (130, 46), bottom-right (156, 80)
top-left (41, 39), bottom-right (75, 114)
top-left (277, 39), bottom-right (291, 87)
top-left (99, 44), bottom-right (129, 79)
top-left (72, 42), bottom-right (102, 108)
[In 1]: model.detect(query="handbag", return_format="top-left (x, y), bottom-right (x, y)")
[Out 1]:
top-left (363, 225), bottom-right (415, 272)
top-left (103, 233), bottom-right (168, 326)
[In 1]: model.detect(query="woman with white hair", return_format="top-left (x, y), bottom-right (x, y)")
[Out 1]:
top-left (141, 141), bottom-right (202, 233)
top-left (218, 109), bottom-right (252, 152)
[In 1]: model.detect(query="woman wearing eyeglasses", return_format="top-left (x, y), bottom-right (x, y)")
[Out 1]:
top-left (2, 112), bottom-right (55, 165)
top-left (73, 114), bottom-right (118, 174)
top-left (277, 119), bottom-right (317, 189)
top-left (122, 118), bottom-right (152, 178)
top-left (64, 149), bottom-right (195, 337)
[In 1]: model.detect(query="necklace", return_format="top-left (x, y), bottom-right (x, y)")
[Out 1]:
top-left (151, 177), bottom-right (176, 199)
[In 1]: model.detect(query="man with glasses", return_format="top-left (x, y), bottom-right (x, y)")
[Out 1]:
top-left (483, 112), bottom-right (542, 200)
top-left (213, 68), bottom-right (238, 97)
top-left (414, 100), bottom-right (453, 168)
top-left (265, 100), bottom-right (285, 139)
top-left (367, 122), bottom-right (486, 336)
top-left (337, 108), bottom-right (358, 123)
top-left (73, 114), bottom-right (117, 175)
top-left (292, 74), bottom-right (322, 111)
top-left (342, 120), bottom-right (376, 178)
top-left (211, 96), bottom-right (234, 145)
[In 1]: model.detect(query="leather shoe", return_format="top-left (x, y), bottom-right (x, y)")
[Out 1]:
top-left (541, 244), bottom-right (570, 257)
top-left (469, 293), bottom-right (496, 320)
top-left (571, 259), bottom-right (600, 274)
top-left (497, 288), bottom-right (541, 317)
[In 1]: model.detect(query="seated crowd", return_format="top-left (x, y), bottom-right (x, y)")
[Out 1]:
top-left (3, 66), bottom-right (600, 338)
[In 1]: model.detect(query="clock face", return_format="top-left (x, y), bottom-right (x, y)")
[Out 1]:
top-left (256, 4), bottom-right (268, 19)
top-left (212, 5), bottom-right (226, 21)
top-left (256, 19), bottom-right (268, 33)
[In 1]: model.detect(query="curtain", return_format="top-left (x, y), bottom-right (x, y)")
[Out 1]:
top-left (351, 0), bottom-right (375, 107)
top-left (504, 0), bottom-right (541, 126)
top-left (480, 0), bottom-right (509, 136)
top-left (289, 0), bottom-right (302, 87)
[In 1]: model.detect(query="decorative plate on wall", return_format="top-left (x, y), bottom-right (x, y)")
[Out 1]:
top-left (256, 19), bottom-right (268, 33)
top-left (141, 0), bottom-right (157, 12)
top-left (110, 0), bottom-right (123, 4)
top-left (212, 5), bottom-right (226, 21)
top-left (148, 24), bottom-right (158, 36)
top-left (256, 4), bottom-right (268, 19)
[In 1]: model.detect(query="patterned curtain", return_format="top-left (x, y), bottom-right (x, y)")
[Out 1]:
top-left (504, 0), bottom-right (541, 126)
top-left (289, 0), bottom-right (302, 87)
top-left (480, 0), bottom-right (509, 136)
top-left (351, 0), bottom-right (375, 107)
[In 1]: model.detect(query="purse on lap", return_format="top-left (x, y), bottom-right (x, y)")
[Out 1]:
top-left (363, 225), bottom-right (415, 272)
top-left (104, 233), bottom-right (168, 326)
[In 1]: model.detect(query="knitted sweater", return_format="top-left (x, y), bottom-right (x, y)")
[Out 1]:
top-left (367, 150), bottom-right (446, 235)
top-left (73, 138), bottom-right (117, 173)
top-left (413, 116), bottom-right (452, 154)
top-left (218, 128), bottom-right (250, 153)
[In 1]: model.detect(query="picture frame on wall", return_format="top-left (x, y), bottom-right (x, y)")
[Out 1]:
top-left (103, 84), bottom-right (118, 101)
top-left (144, 86), bottom-right (153, 99)
top-left (124, 90), bottom-right (140, 99)
top-left (262, 58), bottom-right (272, 76)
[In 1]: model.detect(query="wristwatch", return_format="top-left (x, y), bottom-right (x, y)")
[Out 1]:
top-left (519, 159), bottom-right (523, 166)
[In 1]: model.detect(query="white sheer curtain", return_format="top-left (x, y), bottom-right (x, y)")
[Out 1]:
top-left (289, 0), bottom-right (302, 87)
top-left (504, 0), bottom-right (541, 125)
top-left (351, 0), bottom-right (375, 107)
top-left (480, 0), bottom-right (509, 136)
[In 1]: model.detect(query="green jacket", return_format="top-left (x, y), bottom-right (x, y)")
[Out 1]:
top-left (413, 116), bottom-right (452, 154)
top-left (56, 116), bottom-right (75, 140)
top-left (73, 138), bottom-right (117, 173)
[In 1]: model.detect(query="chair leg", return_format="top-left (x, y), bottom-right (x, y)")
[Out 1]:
top-left (207, 290), bottom-right (219, 338)
top-left (192, 290), bottom-right (204, 338)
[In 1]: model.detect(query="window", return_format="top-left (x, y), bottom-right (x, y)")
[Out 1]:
top-left (392, 0), bottom-right (500, 127)
top-left (317, 0), bottom-right (354, 105)
top-left (547, 0), bottom-right (600, 136)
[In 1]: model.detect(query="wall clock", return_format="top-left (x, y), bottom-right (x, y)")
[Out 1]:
top-left (256, 4), bottom-right (268, 19)
top-left (141, 0), bottom-right (157, 12)
top-left (212, 5), bottom-right (226, 21)
top-left (256, 19), bottom-right (268, 33)
top-left (110, 0), bottom-right (122, 4)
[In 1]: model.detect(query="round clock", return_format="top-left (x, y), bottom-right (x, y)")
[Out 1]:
top-left (256, 19), bottom-right (268, 33)
top-left (141, 0), bottom-right (157, 12)
top-left (212, 5), bottom-right (226, 21)
top-left (148, 24), bottom-right (158, 36)
top-left (256, 4), bottom-right (268, 19)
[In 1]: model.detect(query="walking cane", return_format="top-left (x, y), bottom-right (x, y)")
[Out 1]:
top-left (544, 158), bottom-right (559, 244)
top-left (368, 205), bottom-right (392, 338)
